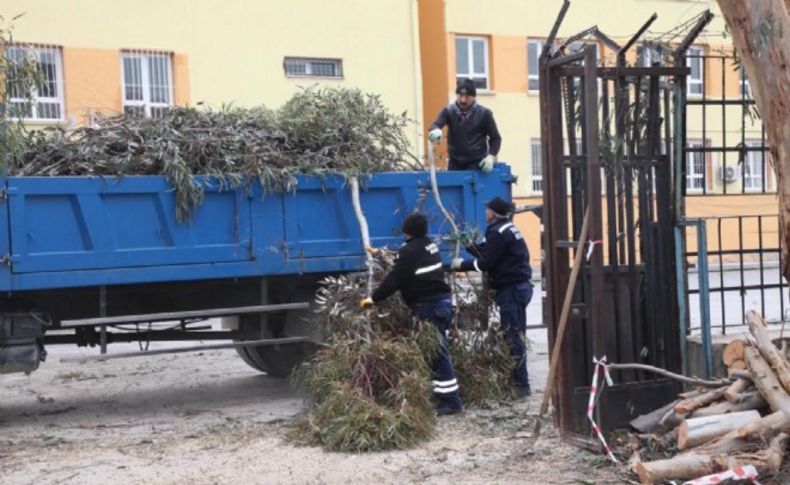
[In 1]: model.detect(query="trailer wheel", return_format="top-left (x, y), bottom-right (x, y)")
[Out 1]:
top-left (234, 277), bottom-right (323, 378)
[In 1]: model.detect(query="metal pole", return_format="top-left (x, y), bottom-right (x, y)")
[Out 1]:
top-left (696, 218), bottom-right (713, 378)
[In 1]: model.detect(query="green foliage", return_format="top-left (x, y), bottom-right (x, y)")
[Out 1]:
top-left (450, 276), bottom-right (517, 406)
top-left (10, 87), bottom-right (420, 220)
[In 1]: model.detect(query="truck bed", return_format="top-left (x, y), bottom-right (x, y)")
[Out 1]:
top-left (0, 165), bottom-right (514, 292)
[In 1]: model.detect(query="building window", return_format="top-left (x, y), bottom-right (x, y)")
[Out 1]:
top-left (740, 69), bottom-right (752, 99)
top-left (122, 52), bottom-right (174, 118)
top-left (638, 44), bottom-right (662, 67)
top-left (455, 36), bottom-right (489, 90)
top-left (686, 47), bottom-right (704, 96)
top-left (6, 44), bottom-right (64, 121)
top-left (283, 57), bottom-right (342, 78)
top-left (530, 139), bottom-right (542, 194)
top-left (743, 140), bottom-right (765, 191)
top-left (527, 40), bottom-right (543, 93)
top-left (686, 139), bottom-right (705, 192)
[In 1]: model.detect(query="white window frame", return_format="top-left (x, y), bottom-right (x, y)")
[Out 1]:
top-left (639, 44), bottom-right (662, 67)
top-left (530, 139), bottom-right (543, 194)
top-left (121, 52), bottom-right (174, 118)
top-left (740, 69), bottom-right (753, 99)
top-left (686, 139), bottom-right (705, 193)
top-left (283, 57), bottom-right (343, 79)
top-left (7, 45), bottom-right (65, 122)
top-left (743, 140), bottom-right (765, 192)
top-left (455, 35), bottom-right (489, 91)
top-left (686, 47), bottom-right (704, 97)
top-left (527, 40), bottom-right (543, 94)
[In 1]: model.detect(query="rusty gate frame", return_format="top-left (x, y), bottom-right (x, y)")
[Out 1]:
top-left (539, 2), bottom-right (712, 435)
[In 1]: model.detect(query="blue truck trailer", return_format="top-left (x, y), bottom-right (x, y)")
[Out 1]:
top-left (0, 164), bottom-right (514, 376)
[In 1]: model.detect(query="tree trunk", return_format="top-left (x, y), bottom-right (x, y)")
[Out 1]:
top-left (630, 400), bottom-right (680, 433)
top-left (674, 386), bottom-right (728, 414)
top-left (714, 432), bottom-right (789, 475)
top-left (717, 1), bottom-right (790, 284)
top-left (677, 410), bottom-right (761, 450)
top-left (723, 378), bottom-right (751, 402)
top-left (723, 339), bottom-right (745, 367)
top-left (737, 410), bottom-right (790, 440)
top-left (747, 310), bottom-right (790, 394)
top-left (691, 391), bottom-right (767, 418)
top-left (744, 346), bottom-right (790, 421)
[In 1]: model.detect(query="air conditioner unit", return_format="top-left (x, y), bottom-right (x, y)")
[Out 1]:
top-left (720, 165), bottom-right (740, 183)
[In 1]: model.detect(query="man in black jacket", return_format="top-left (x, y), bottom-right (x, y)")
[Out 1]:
top-left (360, 213), bottom-right (463, 415)
top-left (428, 78), bottom-right (502, 172)
top-left (451, 197), bottom-right (533, 396)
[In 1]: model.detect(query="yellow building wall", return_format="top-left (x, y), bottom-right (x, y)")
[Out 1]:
top-left (2, 0), bottom-right (423, 151)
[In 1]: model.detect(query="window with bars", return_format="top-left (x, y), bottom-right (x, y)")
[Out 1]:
top-left (283, 57), bottom-right (342, 78)
top-left (530, 139), bottom-right (542, 194)
top-left (455, 36), bottom-right (489, 90)
top-left (6, 45), bottom-right (64, 121)
top-left (122, 52), bottom-right (174, 118)
top-left (686, 139), bottom-right (706, 192)
top-left (743, 140), bottom-right (765, 191)
top-left (527, 40), bottom-right (543, 93)
top-left (686, 47), bottom-right (704, 96)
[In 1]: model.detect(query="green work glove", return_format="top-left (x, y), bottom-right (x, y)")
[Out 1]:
top-left (428, 128), bottom-right (443, 143)
top-left (450, 257), bottom-right (464, 270)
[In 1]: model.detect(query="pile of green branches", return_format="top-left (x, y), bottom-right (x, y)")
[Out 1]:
top-left (291, 254), bottom-right (439, 452)
top-left (450, 275), bottom-right (517, 406)
top-left (9, 87), bottom-right (420, 220)
top-left (292, 250), bottom-right (518, 451)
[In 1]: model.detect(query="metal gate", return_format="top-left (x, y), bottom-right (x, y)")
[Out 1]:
top-left (539, 5), bottom-right (712, 434)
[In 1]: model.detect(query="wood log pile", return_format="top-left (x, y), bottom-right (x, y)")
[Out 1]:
top-left (629, 311), bottom-right (790, 484)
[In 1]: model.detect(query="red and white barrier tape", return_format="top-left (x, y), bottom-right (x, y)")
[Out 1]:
top-left (682, 464), bottom-right (760, 485)
top-left (588, 355), bottom-right (618, 464)
top-left (586, 240), bottom-right (602, 262)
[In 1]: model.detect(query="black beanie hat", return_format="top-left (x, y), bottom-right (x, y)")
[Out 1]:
top-left (456, 78), bottom-right (477, 97)
top-left (402, 213), bottom-right (428, 238)
top-left (486, 197), bottom-right (512, 217)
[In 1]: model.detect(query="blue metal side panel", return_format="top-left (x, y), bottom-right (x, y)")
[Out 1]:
top-left (0, 179), bottom-right (11, 289)
top-left (0, 164), bottom-right (514, 291)
top-left (6, 176), bottom-right (252, 274)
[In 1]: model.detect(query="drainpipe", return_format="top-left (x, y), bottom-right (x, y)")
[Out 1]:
top-left (410, 0), bottom-right (425, 161)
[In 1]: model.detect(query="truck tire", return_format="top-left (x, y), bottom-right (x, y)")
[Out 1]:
top-left (234, 276), bottom-right (323, 378)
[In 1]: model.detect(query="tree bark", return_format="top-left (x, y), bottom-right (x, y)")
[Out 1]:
top-left (690, 391), bottom-right (767, 418)
top-left (674, 386), bottom-right (728, 414)
top-left (630, 400), bottom-right (680, 433)
top-left (747, 310), bottom-right (790, 394)
top-left (723, 378), bottom-right (751, 403)
top-left (717, 1), bottom-right (790, 285)
top-left (714, 432), bottom-right (789, 475)
top-left (744, 346), bottom-right (790, 421)
top-left (677, 410), bottom-right (761, 450)
top-left (737, 410), bottom-right (790, 440)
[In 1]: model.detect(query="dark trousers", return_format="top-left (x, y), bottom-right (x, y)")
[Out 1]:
top-left (413, 297), bottom-right (463, 409)
top-left (495, 282), bottom-right (533, 390)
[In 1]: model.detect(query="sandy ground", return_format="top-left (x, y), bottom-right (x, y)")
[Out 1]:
top-left (0, 325), bottom-right (626, 485)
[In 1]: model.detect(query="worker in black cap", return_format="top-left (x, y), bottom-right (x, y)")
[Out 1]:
top-left (450, 197), bottom-right (533, 396)
top-left (428, 78), bottom-right (502, 173)
top-left (360, 213), bottom-right (463, 415)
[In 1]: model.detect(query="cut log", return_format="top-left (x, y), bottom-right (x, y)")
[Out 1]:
top-left (723, 378), bottom-right (751, 403)
top-left (722, 339), bottom-right (745, 367)
top-left (690, 392), bottom-right (767, 418)
top-left (677, 410), bottom-right (761, 450)
top-left (630, 400), bottom-right (680, 433)
top-left (635, 427), bottom-right (756, 484)
top-left (736, 410), bottom-right (790, 440)
top-left (678, 388), bottom-right (706, 400)
top-left (714, 432), bottom-right (789, 475)
top-left (743, 346), bottom-right (790, 421)
top-left (728, 359), bottom-right (747, 371)
top-left (658, 408), bottom-right (686, 431)
top-left (747, 310), bottom-right (790, 395)
top-left (674, 386), bottom-right (727, 414)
